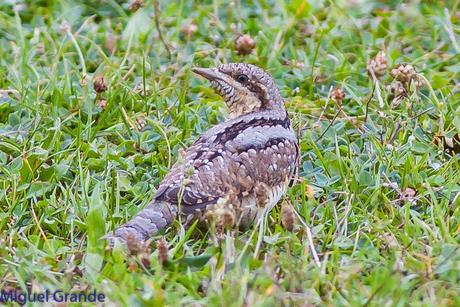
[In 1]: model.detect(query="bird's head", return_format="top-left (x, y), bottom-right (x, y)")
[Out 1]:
top-left (193, 63), bottom-right (284, 118)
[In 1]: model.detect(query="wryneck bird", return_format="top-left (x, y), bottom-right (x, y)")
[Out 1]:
top-left (107, 63), bottom-right (299, 244)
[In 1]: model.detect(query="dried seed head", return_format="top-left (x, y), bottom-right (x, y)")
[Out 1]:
top-left (126, 233), bottom-right (140, 255)
top-left (391, 63), bottom-right (417, 84)
top-left (80, 75), bottom-right (89, 87)
top-left (387, 81), bottom-right (407, 107)
top-left (281, 202), bottom-right (296, 232)
top-left (235, 34), bottom-right (256, 56)
top-left (216, 205), bottom-right (236, 231)
top-left (157, 238), bottom-right (168, 265)
top-left (388, 81), bottom-right (406, 97)
top-left (59, 20), bottom-right (70, 35)
top-left (331, 87), bottom-right (345, 104)
top-left (220, 214), bottom-right (235, 233)
top-left (136, 117), bottom-right (146, 130)
top-left (105, 33), bottom-right (117, 53)
top-left (179, 148), bottom-right (186, 158)
top-left (139, 252), bottom-right (151, 269)
top-left (36, 43), bottom-right (45, 55)
top-left (402, 187), bottom-right (416, 199)
top-left (129, 0), bottom-right (144, 12)
top-left (126, 233), bottom-right (151, 256)
top-left (282, 59), bottom-right (305, 68)
top-left (98, 99), bottom-right (107, 109)
top-left (127, 261), bottom-right (138, 272)
top-left (181, 23), bottom-right (198, 37)
top-left (367, 51), bottom-right (387, 79)
top-left (205, 202), bottom-right (236, 235)
top-left (93, 76), bottom-right (108, 93)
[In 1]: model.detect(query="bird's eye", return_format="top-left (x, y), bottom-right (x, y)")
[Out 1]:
top-left (236, 74), bottom-right (249, 83)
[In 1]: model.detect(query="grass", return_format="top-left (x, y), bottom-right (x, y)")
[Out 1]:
top-left (1, 0), bottom-right (460, 305)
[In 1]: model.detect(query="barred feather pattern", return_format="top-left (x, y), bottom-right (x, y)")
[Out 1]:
top-left (107, 110), bottom-right (298, 243)
top-left (107, 65), bottom-right (299, 244)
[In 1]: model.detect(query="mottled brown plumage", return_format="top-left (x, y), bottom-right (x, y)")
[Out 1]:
top-left (107, 63), bottom-right (299, 244)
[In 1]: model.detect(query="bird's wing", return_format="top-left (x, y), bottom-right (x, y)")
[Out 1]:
top-left (154, 111), bottom-right (299, 214)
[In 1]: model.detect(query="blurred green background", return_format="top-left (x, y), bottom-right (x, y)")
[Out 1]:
top-left (0, 0), bottom-right (459, 305)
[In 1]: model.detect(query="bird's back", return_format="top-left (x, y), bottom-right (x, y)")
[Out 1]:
top-left (155, 109), bottom-right (299, 221)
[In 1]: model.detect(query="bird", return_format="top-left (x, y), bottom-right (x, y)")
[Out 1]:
top-left (106, 63), bottom-right (299, 244)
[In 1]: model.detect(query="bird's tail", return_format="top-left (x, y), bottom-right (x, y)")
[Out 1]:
top-left (106, 201), bottom-right (177, 245)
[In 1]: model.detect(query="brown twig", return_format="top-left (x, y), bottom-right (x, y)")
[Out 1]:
top-left (153, 0), bottom-right (172, 59)
top-left (315, 108), bottom-right (342, 142)
top-left (386, 122), bottom-right (401, 145)
top-left (364, 82), bottom-right (376, 122)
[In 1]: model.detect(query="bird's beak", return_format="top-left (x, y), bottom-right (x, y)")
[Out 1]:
top-left (192, 67), bottom-right (223, 82)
